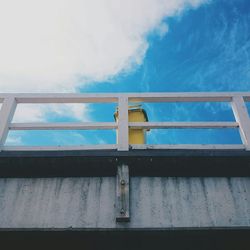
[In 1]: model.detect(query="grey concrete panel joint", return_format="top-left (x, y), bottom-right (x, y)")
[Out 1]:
top-left (116, 164), bottom-right (130, 222)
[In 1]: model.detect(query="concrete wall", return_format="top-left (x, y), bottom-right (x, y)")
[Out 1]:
top-left (0, 177), bottom-right (249, 229)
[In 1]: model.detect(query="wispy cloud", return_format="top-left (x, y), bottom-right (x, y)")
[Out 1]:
top-left (5, 134), bottom-right (23, 145)
top-left (13, 104), bottom-right (89, 122)
top-left (179, 1), bottom-right (250, 91)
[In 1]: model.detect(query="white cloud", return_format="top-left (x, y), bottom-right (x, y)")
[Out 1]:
top-left (13, 105), bottom-right (44, 122)
top-left (13, 103), bottom-right (89, 122)
top-left (0, 0), bottom-right (207, 93)
top-left (51, 131), bottom-right (87, 146)
top-left (5, 134), bottom-right (23, 145)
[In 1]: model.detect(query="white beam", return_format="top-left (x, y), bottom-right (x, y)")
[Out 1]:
top-left (0, 92), bottom-right (250, 103)
top-left (130, 144), bottom-right (245, 150)
top-left (0, 97), bottom-right (17, 148)
top-left (231, 96), bottom-right (250, 150)
top-left (10, 122), bottom-right (117, 130)
top-left (128, 92), bottom-right (244, 102)
top-left (129, 122), bottom-right (239, 129)
top-left (2, 144), bottom-right (117, 151)
top-left (15, 93), bottom-right (119, 103)
top-left (117, 97), bottom-right (129, 151)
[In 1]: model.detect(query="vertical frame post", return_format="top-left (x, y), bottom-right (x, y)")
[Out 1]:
top-left (231, 96), bottom-right (250, 150)
top-left (0, 97), bottom-right (17, 149)
top-left (116, 164), bottom-right (130, 222)
top-left (117, 96), bottom-right (129, 151)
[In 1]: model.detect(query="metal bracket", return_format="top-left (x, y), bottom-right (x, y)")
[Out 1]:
top-left (116, 164), bottom-right (130, 222)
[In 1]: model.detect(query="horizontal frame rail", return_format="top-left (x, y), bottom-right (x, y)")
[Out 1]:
top-left (129, 122), bottom-right (239, 129)
top-left (10, 122), bottom-right (117, 130)
top-left (2, 145), bottom-right (117, 151)
top-left (130, 144), bottom-right (245, 150)
top-left (1, 92), bottom-right (250, 103)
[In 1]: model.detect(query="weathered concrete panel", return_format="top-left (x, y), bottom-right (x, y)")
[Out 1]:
top-left (0, 178), bottom-right (115, 228)
top-left (0, 177), bottom-right (249, 229)
top-left (130, 177), bottom-right (250, 228)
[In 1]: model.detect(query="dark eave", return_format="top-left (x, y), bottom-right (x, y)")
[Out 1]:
top-left (0, 149), bottom-right (250, 177)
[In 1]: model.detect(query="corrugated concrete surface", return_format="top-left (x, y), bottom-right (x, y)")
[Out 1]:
top-left (0, 177), bottom-right (249, 229)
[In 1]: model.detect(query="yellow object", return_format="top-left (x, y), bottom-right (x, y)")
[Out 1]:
top-left (114, 105), bottom-right (149, 144)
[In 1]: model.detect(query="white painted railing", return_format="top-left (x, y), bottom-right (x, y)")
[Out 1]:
top-left (1, 92), bottom-right (250, 151)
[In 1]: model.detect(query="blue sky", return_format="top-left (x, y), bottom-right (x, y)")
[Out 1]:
top-left (2, 0), bottom-right (250, 146)
top-left (81, 0), bottom-right (250, 93)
